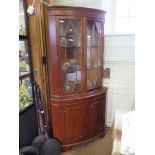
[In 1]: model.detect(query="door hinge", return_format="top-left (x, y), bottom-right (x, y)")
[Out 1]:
top-left (42, 56), bottom-right (47, 65)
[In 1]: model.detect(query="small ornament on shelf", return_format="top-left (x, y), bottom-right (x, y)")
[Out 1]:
top-left (19, 25), bottom-right (26, 35)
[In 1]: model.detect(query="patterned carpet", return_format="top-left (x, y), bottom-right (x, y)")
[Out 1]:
top-left (61, 128), bottom-right (113, 155)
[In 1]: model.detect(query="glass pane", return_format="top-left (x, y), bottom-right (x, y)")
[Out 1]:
top-left (87, 20), bottom-right (102, 90)
top-left (19, 40), bottom-right (30, 76)
top-left (19, 0), bottom-right (27, 35)
top-left (19, 77), bottom-right (33, 111)
top-left (59, 19), bottom-right (82, 92)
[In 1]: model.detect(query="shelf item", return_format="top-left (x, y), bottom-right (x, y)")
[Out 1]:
top-left (19, 77), bottom-right (33, 111)
top-left (19, 40), bottom-right (30, 75)
top-left (45, 6), bottom-right (106, 151)
top-left (19, 0), bottom-right (27, 36)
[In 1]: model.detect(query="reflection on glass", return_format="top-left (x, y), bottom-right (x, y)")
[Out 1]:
top-left (87, 20), bottom-right (102, 90)
top-left (59, 19), bottom-right (82, 92)
top-left (19, 77), bottom-right (33, 111)
top-left (19, 0), bottom-right (27, 35)
top-left (19, 40), bottom-right (30, 76)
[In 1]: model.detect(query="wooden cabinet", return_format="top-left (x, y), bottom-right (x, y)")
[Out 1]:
top-left (44, 6), bottom-right (107, 150)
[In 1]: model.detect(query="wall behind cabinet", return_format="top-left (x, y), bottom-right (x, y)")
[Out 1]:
top-left (53, 0), bottom-right (102, 9)
top-left (103, 34), bottom-right (135, 126)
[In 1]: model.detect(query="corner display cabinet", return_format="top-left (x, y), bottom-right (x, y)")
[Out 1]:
top-left (45, 6), bottom-right (107, 151)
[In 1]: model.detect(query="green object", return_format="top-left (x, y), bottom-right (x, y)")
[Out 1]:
top-left (19, 25), bottom-right (26, 35)
top-left (19, 82), bottom-right (32, 111)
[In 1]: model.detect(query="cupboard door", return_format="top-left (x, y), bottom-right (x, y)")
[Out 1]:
top-left (58, 17), bottom-right (83, 93)
top-left (86, 20), bottom-right (103, 90)
top-left (87, 98), bottom-right (105, 138)
top-left (62, 103), bottom-right (85, 144)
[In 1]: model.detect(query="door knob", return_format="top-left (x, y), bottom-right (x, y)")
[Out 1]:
top-left (91, 104), bottom-right (94, 108)
top-left (64, 110), bottom-right (68, 113)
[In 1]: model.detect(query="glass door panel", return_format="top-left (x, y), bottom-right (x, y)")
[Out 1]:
top-left (87, 20), bottom-right (102, 90)
top-left (59, 19), bottom-right (82, 92)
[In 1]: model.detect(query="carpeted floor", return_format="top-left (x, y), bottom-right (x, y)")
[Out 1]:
top-left (61, 128), bottom-right (113, 155)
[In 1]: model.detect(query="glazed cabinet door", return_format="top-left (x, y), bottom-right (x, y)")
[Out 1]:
top-left (62, 103), bottom-right (86, 144)
top-left (87, 96), bottom-right (106, 138)
top-left (57, 17), bottom-right (83, 93)
top-left (86, 19), bottom-right (103, 91)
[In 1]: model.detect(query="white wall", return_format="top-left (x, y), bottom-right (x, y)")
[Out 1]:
top-left (53, 0), bottom-right (103, 9)
top-left (104, 34), bottom-right (135, 126)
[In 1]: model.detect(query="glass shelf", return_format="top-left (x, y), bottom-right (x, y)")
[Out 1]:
top-left (19, 73), bottom-right (31, 79)
top-left (60, 45), bottom-right (80, 48)
top-left (19, 35), bottom-right (28, 40)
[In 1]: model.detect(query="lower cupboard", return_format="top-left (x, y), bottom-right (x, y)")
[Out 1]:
top-left (51, 89), bottom-right (107, 151)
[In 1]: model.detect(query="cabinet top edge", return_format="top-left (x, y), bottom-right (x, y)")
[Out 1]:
top-left (47, 5), bottom-right (106, 14)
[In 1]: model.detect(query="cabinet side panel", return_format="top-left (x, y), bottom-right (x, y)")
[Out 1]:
top-left (47, 16), bottom-right (61, 96)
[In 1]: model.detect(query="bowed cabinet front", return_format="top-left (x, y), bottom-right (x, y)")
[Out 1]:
top-left (45, 6), bottom-right (107, 150)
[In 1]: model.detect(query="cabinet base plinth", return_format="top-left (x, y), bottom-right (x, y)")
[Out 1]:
top-left (62, 146), bottom-right (72, 152)
top-left (61, 131), bottom-right (105, 152)
top-left (99, 132), bottom-right (105, 138)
